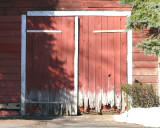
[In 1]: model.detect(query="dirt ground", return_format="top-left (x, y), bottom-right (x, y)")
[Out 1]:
top-left (0, 115), bottom-right (144, 128)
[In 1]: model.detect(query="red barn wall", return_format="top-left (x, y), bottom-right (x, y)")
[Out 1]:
top-left (0, 0), bottom-right (158, 115)
top-left (132, 31), bottom-right (158, 87)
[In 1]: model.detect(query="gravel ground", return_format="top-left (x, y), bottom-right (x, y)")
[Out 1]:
top-left (0, 115), bottom-right (144, 128)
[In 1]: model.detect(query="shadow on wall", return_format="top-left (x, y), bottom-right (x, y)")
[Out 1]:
top-left (0, 0), bottom-right (77, 116)
top-left (22, 2), bottom-right (75, 116)
top-left (0, 0), bottom-right (61, 111)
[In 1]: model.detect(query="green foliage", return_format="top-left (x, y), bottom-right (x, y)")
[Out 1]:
top-left (136, 35), bottom-right (160, 56)
top-left (121, 81), bottom-right (159, 108)
top-left (119, 0), bottom-right (160, 56)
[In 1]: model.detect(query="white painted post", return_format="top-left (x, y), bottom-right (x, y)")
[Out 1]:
top-left (127, 30), bottom-right (133, 85)
top-left (127, 30), bottom-right (133, 109)
top-left (74, 16), bottom-right (79, 115)
top-left (21, 15), bottom-right (27, 116)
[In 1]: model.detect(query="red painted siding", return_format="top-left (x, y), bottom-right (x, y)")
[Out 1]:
top-left (0, 16), bottom-right (21, 103)
top-left (132, 31), bottom-right (158, 86)
top-left (0, 0), bottom-right (158, 115)
top-left (79, 16), bottom-right (127, 111)
top-left (26, 17), bottom-right (75, 115)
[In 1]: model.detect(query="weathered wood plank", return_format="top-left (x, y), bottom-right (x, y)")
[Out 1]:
top-left (0, 66), bottom-right (20, 73)
top-left (0, 81), bottom-right (20, 88)
top-left (82, 16), bottom-right (89, 112)
top-left (133, 53), bottom-right (158, 61)
top-left (0, 30), bottom-right (20, 37)
top-left (133, 31), bottom-right (148, 38)
top-left (0, 52), bottom-right (20, 59)
top-left (0, 16), bottom-right (21, 22)
top-left (133, 38), bottom-right (143, 46)
top-left (66, 17), bottom-right (75, 115)
top-left (101, 16), bottom-right (108, 108)
top-left (133, 68), bottom-right (158, 75)
top-left (88, 16), bottom-right (96, 109)
top-left (114, 16), bottom-right (121, 108)
top-left (0, 23), bottom-right (21, 30)
top-left (133, 61), bottom-right (158, 68)
top-left (107, 16), bottom-right (115, 107)
top-left (0, 96), bottom-right (20, 103)
top-left (0, 59), bottom-right (20, 66)
top-left (0, 74), bottom-right (20, 81)
top-left (0, 44), bottom-right (20, 52)
top-left (0, 37), bottom-right (20, 44)
top-left (94, 16), bottom-right (102, 112)
top-left (120, 17), bottom-right (127, 85)
top-left (78, 16), bottom-right (83, 108)
top-left (0, 87), bottom-right (20, 96)
top-left (133, 75), bottom-right (158, 83)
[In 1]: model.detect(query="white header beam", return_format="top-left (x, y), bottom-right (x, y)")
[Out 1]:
top-left (27, 11), bottom-right (131, 17)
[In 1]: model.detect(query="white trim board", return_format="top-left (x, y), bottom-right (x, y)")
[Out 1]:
top-left (27, 11), bottom-right (131, 16)
top-left (21, 15), bottom-right (27, 116)
top-left (27, 30), bottom-right (62, 33)
top-left (21, 11), bottom-right (132, 116)
top-left (74, 16), bottom-right (79, 115)
top-left (127, 30), bottom-right (133, 84)
top-left (93, 30), bottom-right (126, 33)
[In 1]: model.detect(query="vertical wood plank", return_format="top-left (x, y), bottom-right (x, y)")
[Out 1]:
top-left (26, 33), bottom-right (33, 94)
top-left (66, 17), bottom-right (75, 115)
top-left (120, 17), bottom-right (127, 85)
top-left (78, 16), bottom-right (83, 110)
top-left (55, 17), bottom-right (62, 113)
top-left (82, 16), bottom-right (89, 112)
top-left (101, 16), bottom-right (108, 108)
top-left (89, 16), bottom-right (96, 109)
top-left (114, 16), bottom-right (121, 109)
top-left (94, 16), bottom-right (102, 112)
top-left (49, 17), bottom-right (58, 115)
top-left (21, 15), bottom-right (26, 116)
top-left (61, 17), bottom-right (68, 115)
top-left (107, 16), bottom-right (115, 107)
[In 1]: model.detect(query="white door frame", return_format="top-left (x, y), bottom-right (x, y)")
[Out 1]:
top-left (21, 11), bottom-right (132, 116)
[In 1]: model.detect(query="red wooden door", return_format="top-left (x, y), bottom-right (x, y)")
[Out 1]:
top-left (79, 16), bottom-right (127, 112)
top-left (26, 16), bottom-right (127, 115)
top-left (26, 17), bottom-right (75, 115)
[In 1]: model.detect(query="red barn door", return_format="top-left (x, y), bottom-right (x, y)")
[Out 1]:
top-left (78, 16), bottom-right (127, 112)
top-left (26, 17), bottom-right (75, 115)
top-left (25, 15), bottom-right (127, 115)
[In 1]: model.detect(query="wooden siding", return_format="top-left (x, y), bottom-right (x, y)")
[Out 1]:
top-left (26, 17), bottom-right (75, 115)
top-left (132, 31), bottom-right (158, 85)
top-left (79, 16), bottom-right (127, 111)
top-left (0, 0), bottom-right (130, 16)
top-left (0, 0), bottom-right (158, 115)
top-left (0, 16), bottom-right (21, 103)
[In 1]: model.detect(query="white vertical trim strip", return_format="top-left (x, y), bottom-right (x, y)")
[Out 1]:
top-left (27, 11), bottom-right (131, 17)
top-left (74, 16), bottom-right (78, 115)
top-left (127, 30), bottom-right (133, 84)
top-left (21, 15), bottom-right (27, 116)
